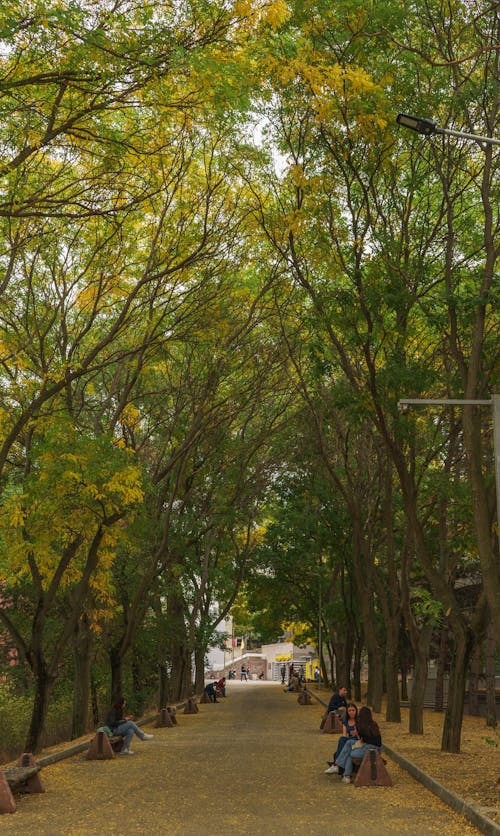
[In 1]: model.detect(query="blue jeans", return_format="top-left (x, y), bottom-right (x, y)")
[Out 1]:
top-left (337, 739), bottom-right (381, 777)
top-left (113, 720), bottom-right (145, 750)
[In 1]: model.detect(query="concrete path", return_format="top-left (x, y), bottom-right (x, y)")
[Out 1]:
top-left (2, 683), bottom-right (480, 835)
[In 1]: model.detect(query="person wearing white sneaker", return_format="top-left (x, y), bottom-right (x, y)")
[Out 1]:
top-left (105, 697), bottom-right (154, 754)
top-left (336, 706), bottom-right (382, 784)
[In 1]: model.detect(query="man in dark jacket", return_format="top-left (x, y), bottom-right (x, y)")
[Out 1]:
top-left (327, 686), bottom-right (348, 718)
top-left (204, 682), bottom-right (219, 702)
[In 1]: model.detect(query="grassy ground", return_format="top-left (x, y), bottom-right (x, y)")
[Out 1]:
top-left (375, 703), bottom-right (500, 826)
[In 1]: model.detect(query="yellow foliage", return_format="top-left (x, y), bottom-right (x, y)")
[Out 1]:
top-left (120, 403), bottom-right (141, 429)
top-left (104, 466), bottom-right (144, 505)
top-left (8, 504), bottom-right (26, 528)
top-left (289, 164), bottom-right (309, 188)
top-left (263, 0), bottom-right (292, 28)
top-left (234, 0), bottom-right (253, 17)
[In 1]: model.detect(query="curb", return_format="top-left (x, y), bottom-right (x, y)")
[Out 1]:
top-left (32, 702), bottom-right (197, 769)
top-left (383, 744), bottom-right (500, 836)
top-left (303, 688), bottom-right (499, 835)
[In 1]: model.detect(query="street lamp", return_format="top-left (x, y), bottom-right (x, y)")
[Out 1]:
top-left (398, 396), bottom-right (500, 557)
top-left (396, 113), bottom-right (500, 147)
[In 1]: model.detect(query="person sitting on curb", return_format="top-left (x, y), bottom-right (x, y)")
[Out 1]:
top-left (325, 703), bottom-right (359, 773)
top-left (326, 706), bottom-right (382, 784)
top-left (105, 696), bottom-right (153, 755)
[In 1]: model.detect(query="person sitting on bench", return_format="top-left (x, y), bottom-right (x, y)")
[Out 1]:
top-left (105, 696), bottom-right (154, 755)
top-left (330, 705), bottom-right (382, 784)
top-left (216, 677), bottom-right (226, 697)
top-left (204, 682), bottom-right (219, 702)
top-left (326, 686), bottom-right (348, 719)
top-left (325, 703), bottom-right (359, 773)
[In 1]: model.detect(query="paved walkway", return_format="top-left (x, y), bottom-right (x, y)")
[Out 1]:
top-left (2, 683), bottom-right (480, 835)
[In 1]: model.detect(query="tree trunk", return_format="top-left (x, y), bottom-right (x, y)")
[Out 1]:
top-left (167, 590), bottom-right (192, 701)
top-left (91, 668), bottom-right (99, 727)
top-left (400, 664), bottom-right (408, 702)
top-left (408, 624), bottom-right (433, 735)
top-left (334, 631), bottom-right (349, 689)
top-left (485, 621), bottom-right (497, 727)
top-left (25, 653), bottom-right (55, 753)
top-left (434, 623), bottom-right (449, 711)
top-left (353, 633), bottom-right (363, 702)
top-left (194, 644), bottom-right (206, 695)
top-left (441, 630), bottom-right (473, 753)
top-left (132, 652), bottom-right (145, 715)
top-left (367, 647), bottom-right (383, 713)
top-left (71, 614), bottom-right (92, 739)
top-left (385, 627), bottom-right (401, 722)
top-left (110, 646), bottom-right (124, 703)
top-left (158, 662), bottom-right (168, 710)
top-left (468, 642), bottom-right (481, 716)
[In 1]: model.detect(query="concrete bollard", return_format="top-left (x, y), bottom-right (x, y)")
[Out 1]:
top-left (0, 772), bottom-right (16, 814)
top-left (183, 698), bottom-right (199, 714)
top-left (354, 750), bottom-right (392, 787)
top-left (322, 712), bottom-right (343, 734)
top-left (155, 708), bottom-right (174, 727)
top-left (86, 731), bottom-right (116, 760)
top-left (15, 754), bottom-right (44, 793)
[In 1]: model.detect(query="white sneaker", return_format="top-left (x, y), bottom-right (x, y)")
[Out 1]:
top-left (341, 776), bottom-right (351, 783)
top-left (120, 747), bottom-right (135, 755)
top-left (324, 765), bottom-right (339, 774)
top-left (142, 733), bottom-right (154, 740)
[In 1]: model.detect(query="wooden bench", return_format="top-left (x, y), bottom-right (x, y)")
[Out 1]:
top-left (4, 765), bottom-right (43, 793)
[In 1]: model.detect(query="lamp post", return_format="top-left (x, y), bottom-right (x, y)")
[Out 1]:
top-left (398, 396), bottom-right (500, 557)
top-left (396, 113), bottom-right (500, 147)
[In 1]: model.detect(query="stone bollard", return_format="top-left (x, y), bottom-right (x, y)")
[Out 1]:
top-left (354, 750), bottom-right (392, 787)
top-left (155, 708), bottom-right (174, 727)
top-left (86, 730), bottom-right (116, 760)
top-left (183, 697), bottom-right (199, 714)
top-left (0, 772), bottom-right (16, 814)
top-left (321, 712), bottom-right (343, 734)
top-left (15, 754), bottom-right (44, 793)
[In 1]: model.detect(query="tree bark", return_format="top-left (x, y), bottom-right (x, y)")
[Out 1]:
top-left (110, 645), bottom-right (124, 703)
top-left (434, 623), bottom-right (449, 712)
top-left (485, 622), bottom-right (497, 727)
top-left (408, 624), bottom-right (432, 735)
top-left (352, 632), bottom-right (363, 702)
top-left (194, 644), bottom-right (206, 695)
top-left (25, 652), bottom-right (55, 753)
top-left (441, 629), bottom-right (474, 753)
top-left (468, 642), bottom-right (481, 716)
top-left (158, 662), bottom-right (168, 710)
top-left (71, 614), bottom-right (92, 739)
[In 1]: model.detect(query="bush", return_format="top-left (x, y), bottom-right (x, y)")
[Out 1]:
top-left (0, 680), bottom-right (31, 762)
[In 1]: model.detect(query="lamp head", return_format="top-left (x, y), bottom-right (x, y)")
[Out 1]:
top-left (397, 113), bottom-right (438, 136)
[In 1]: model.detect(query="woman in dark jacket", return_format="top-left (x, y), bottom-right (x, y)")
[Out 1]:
top-left (329, 706), bottom-right (382, 783)
top-left (105, 697), bottom-right (154, 755)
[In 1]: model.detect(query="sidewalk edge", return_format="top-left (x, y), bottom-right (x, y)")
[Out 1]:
top-left (383, 743), bottom-right (500, 836)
